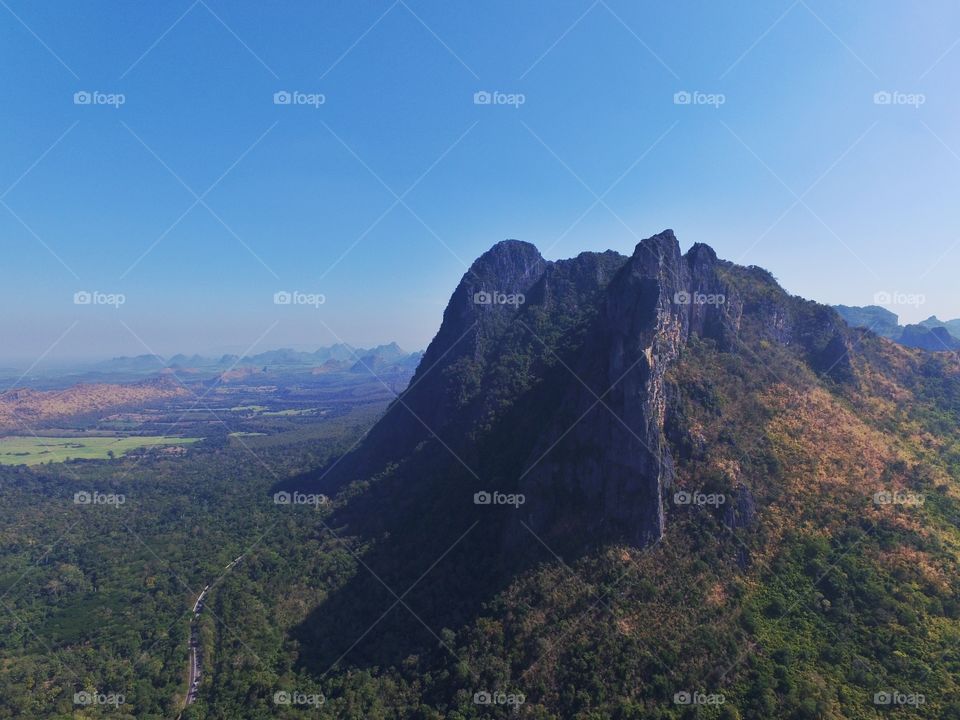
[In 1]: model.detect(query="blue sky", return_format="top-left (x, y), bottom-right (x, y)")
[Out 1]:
top-left (1, 0), bottom-right (959, 362)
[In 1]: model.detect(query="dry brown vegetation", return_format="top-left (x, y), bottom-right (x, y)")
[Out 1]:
top-left (0, 380), bottom-right (188, 431)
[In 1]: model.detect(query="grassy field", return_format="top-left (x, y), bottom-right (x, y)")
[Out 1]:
top-left (0, 435), bottom-right (201, 465)
top-left (262, 407), bottom-right (325, 416)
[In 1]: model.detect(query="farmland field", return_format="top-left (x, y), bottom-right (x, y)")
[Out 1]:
top-left (0, 435), bottom-right (202, 465)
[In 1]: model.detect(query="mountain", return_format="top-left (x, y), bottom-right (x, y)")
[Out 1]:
top-left (833, 305), bottom-right (901, 339)
top-left (95, 353), bottom-right (167, 373)
top-left (349, 342), bottom-right (414, 374)
top-left (919, 315), bottom-right (960, 340)
top-left (287, 231), bottom-right (960, 718)
top-left (88, 343), bottom-right (421, 376)
top-left (899, 324), bottom-right (960, 352)
top-left (311, 231), bottom-right (854, 550)
top-left (0, 377), bottom-right (189, 431)
top-left (835, 306), bottom-right (960, 351)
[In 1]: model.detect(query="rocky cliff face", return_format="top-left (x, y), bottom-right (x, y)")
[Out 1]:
top-left (511, 231), bottom-right (736, 549)
top-left (313, 230), bottom-right (856, 554)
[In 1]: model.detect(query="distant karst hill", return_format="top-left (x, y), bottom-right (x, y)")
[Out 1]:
top-left (835, 304), bottom-right (960, 352)
top-left (98, 343), bottom-right (423, 376)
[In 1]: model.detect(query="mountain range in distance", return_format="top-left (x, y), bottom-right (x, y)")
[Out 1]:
top-left (6, 343), bottom-right (424, 388)
top-left (105, 342), bottom-right (420, 374)
top-left (834, 305), bottom-right (960, 352)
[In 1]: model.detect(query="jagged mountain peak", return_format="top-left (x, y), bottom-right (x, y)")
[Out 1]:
top-left (634, 226), bottom-right (677, 251)
top-left (686, 240), bottom-right (719, 264)
top-left (465, 240), bottom-right (547, 295)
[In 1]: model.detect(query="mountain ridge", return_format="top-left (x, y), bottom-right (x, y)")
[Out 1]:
top-left (834, 305), bottom-right (960, 352)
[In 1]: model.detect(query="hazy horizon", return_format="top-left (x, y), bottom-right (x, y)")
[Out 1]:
top-left (2, 231), bottom-right (957, 367)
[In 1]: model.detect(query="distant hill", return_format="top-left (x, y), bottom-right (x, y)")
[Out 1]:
top-left (348, 343), bottom-right (422, 374)
top-left (93, 343), bottom-right (423, 377)
top-left (835, 305), bottom-right (960, 351)
top-left (833, 305), bottom-right (901, 339)
top-left (0, 377), bottom-right (188, 431)
top-left (919, 315), bottom-right (960, 338)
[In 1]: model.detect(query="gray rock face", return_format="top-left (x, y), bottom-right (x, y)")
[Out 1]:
top-left (514, 230), bottom-right (730, 550)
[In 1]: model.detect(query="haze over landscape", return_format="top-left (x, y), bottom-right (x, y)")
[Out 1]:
top-left (2, 3), bottom-right (960, 720)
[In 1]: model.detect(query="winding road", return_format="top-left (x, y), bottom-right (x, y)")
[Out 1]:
top-left (178, 555), bottom-right (244, 716)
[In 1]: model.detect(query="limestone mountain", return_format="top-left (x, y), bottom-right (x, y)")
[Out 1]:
top-left (289, 231), bottom-right (960, 719)
top-left (919, 315), bottom-right (960, 341)
top-left (835, 305), bottom-right (960, 352)
top-left (311, 230), bottom-right (854, 553)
